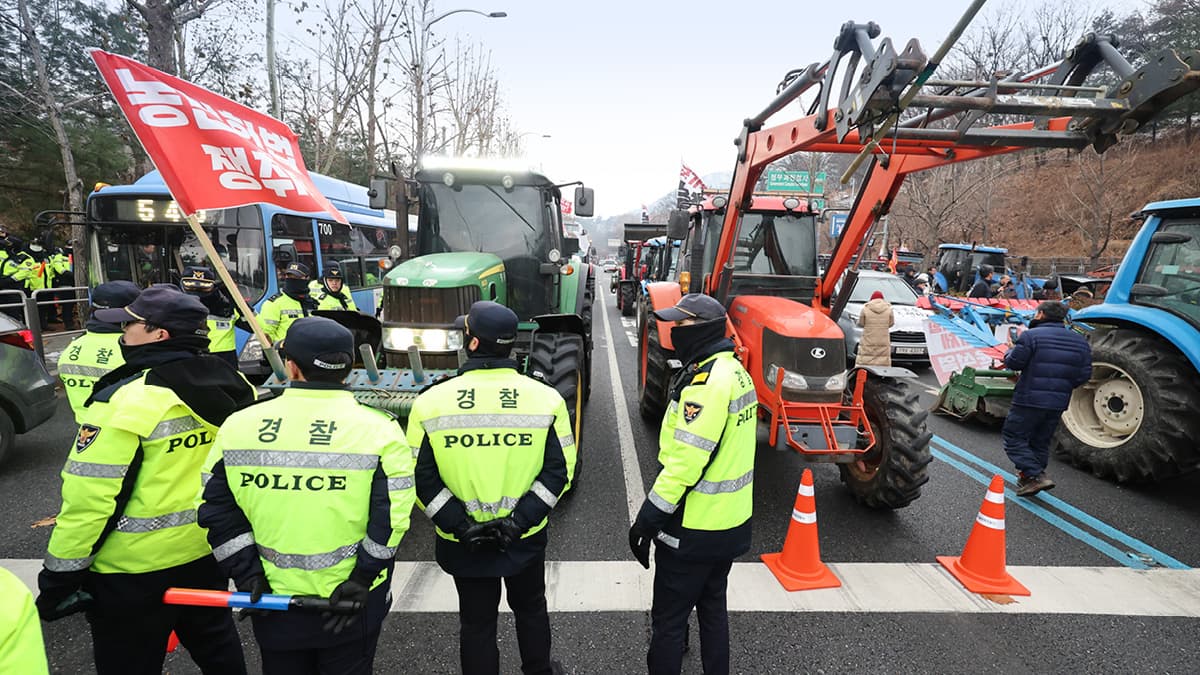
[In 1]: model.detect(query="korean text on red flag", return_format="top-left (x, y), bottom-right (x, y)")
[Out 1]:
top-left (89, 49), bottom-right (347, 224)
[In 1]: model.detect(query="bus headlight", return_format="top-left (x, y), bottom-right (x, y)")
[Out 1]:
top-left (383, 327), bottom-right (464, 352)
top-left (239, 336), bottom-right (263, 363)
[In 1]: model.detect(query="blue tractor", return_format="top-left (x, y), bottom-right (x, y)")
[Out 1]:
top-left (1054, 198), bottom-right (1200, 482)
top-left (934, 243), bottom-right (1045, 299)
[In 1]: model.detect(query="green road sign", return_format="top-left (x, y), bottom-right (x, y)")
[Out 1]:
top-left (765, 170), bottom-right (826, 193)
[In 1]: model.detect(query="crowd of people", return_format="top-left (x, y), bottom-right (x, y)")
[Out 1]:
top-left (0, 227), bottom-right (76, 329)
top-left (3, 260), bottom-right (760, 675)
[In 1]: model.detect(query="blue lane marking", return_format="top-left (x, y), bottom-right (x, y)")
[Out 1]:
top-left (931, 436), bottom-right (1189, 570)
top-left (929, 447), bottom-right (1149, 569)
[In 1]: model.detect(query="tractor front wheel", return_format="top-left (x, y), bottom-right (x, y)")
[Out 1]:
top-left (1055, 329), bottom-right (1200, 482)
top-left (528, 332), bottom-right (587, 488)
top-left (838, 375), bottom-right (933, 509)
top-left (639, 315), bottom-right (672, 422)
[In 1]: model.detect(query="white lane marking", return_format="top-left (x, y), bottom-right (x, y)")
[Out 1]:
top-left (620, 318), bottom-right (636, 328)
top-left (8, 558), bottom-right (1199, 616)
top-left (598, 288), bottom-right (646, 524)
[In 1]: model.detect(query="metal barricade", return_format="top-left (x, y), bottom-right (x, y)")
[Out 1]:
top-left (0, 287), bottom-right (91, 362)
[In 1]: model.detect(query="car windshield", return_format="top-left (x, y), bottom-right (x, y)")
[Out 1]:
top-left (849, 275), bottom-right (919, 305)
top-left (417, 183), bottom-right (550, 260)
top-left (731, 212), bottom-right (818, 276)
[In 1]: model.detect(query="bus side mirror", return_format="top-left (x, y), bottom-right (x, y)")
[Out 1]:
top-left (667, 210), bottom-right (689, 240)
top-left (574, 187), bottom-right (595, 218)
top-left (369, 179), bottom-right (390, 210)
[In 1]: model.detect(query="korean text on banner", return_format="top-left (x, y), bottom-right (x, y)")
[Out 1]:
top-left (922, 319), bottom-right (998, 387)
top-left (88, 49), bottom-right (347, 224)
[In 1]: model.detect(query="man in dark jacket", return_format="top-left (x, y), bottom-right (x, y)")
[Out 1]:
top-left (1001, 301), bottom-right (1092, 496)
top-left (968, 265), bottom-right (996, 299)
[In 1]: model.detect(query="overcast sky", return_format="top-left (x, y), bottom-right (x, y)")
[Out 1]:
top-left (435, 0), bottom-right (1146, 216)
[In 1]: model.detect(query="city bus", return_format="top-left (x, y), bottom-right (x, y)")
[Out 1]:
top-left (84, 170), bottom-right (401, 366)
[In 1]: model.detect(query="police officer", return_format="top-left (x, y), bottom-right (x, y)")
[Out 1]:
top-left (408, 301), bottom-right (575, 675)
top-left (628, 293), bottom-right (756, 675)
top-left (0, 564), bottom-right (49, 674)
top-left (313, 261), bottom-right (359, 312)
top-left (180, 266), bottom-right (241, 366)
top-left (0, 233), bottom-right (35, 321)
top-left (37, 285), bottom-right (254, 675)
top-left (259, 262), bottom-right (317, 343)
top-left (57, 280), bottom-right (141, 423)
top-left (46, 236), bottom-right (76, 330)
top-left (198, 316), bottom-right (416, 674)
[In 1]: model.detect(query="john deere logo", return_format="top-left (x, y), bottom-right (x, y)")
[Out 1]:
top-left (810, 347), bottom-right (826, 359)
top-left (682, 401), bottom-right (703, 424)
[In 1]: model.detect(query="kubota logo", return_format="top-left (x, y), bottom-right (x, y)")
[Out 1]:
top-left (810, 347), bottom-right (826, 359)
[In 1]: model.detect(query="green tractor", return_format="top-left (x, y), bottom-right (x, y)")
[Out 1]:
top-left (370, 159), bottom-right (596, 456)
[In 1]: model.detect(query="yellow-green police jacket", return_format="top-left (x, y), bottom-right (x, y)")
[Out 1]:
top-left (309, 280), bottom-right (359, 313)
top-left (57, 330), bottom-right (124, 424)
top-left (407, 359), bottom-right (575, 574)
top-left (257, 292), bottom-right (315, 343)
top-left (198, 387), bottom-right (416, 597)
top-left (45, 372), bottom-right (244, 575)
top-left (637, 346), bottom-right (757, 561)
top-left (206, 309), bottom-right (239, 355)
top-left (0, 566), bottom-right (48, 675)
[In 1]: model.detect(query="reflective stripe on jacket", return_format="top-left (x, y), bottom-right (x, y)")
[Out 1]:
top-left (206, 311), bottom-right (239, 355)
top-left (45, 372), bottom-right (235, 575)
top-left (198, 387), bottom-right (416, 597)
top-left (257, 293), bottom-right (314, 343)
top-left (57, 331), bottom-right (124, 423)
top-left (639, 349), bottom-right (757, 560)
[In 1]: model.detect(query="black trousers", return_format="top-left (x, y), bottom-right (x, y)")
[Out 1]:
top-left (647, 546), bottom-right (733, 675)
top-left (84, 556), bottom-right (246, 675)
top-left (1002, 403), bottom-right (1062, 478)
top-left (453, 554), bottom-right (553, 675)
top-left (259, 626), bottom-right (381, 675)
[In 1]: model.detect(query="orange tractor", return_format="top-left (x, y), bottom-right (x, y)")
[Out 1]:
top-left (639, 20), bottom-right (1200, 508)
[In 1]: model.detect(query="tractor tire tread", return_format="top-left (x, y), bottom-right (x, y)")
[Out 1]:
top-left (838, 377), bottom-right (932, 509)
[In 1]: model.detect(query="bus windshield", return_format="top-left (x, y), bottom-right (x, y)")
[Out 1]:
top-left (88, 200), bottom-right (267, 303)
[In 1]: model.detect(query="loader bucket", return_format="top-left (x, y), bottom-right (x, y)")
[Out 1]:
top-left (933, 367), bottom-right (1016, 425)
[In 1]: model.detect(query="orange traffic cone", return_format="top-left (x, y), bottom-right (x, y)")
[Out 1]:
top-left (937, 474), bottom-right (1030, 596)
top-left (166, 630), bottom-right (181, 653)
top-left (761, 468), bottom-right (841, 591)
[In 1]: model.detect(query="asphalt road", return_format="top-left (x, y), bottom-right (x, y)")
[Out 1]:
top-left (5, 282), bottom-right (1200, 673)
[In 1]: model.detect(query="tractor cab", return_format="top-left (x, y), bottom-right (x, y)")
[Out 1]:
top-left (936, 243), bottom-right (1007, 293)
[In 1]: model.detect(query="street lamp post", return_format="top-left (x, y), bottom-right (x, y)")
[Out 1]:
top-left (411, 7), bottom-right (506, 168)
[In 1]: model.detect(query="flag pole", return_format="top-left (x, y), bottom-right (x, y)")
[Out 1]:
top-left (182, 211), bottom-right (280, 373)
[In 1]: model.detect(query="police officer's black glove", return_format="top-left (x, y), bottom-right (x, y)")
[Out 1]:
top-left (487, 516), bottom-right (526, 552)
top-left (322, 579), bottom-right (369, 634)
top-left (461, 521), bottom-right (504, 553)
top-left (235, 572), bottom-right (272, 621)
top-left (628, 521), bottom-right (655, 569)
top-left (36, 568), bottom-right (92, 621)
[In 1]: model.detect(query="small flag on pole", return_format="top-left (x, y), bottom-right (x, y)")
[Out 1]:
top-left (677, 161), bottom-right (706, 208)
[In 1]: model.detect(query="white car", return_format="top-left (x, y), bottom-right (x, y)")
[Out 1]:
top-left (836, 270), bottom-right (931, 366)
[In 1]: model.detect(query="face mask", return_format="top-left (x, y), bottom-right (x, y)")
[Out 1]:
top-left (670, 318), bottom-right (726, 364)
top-left (29, 243), bottom-right (43, 253)
top-left (283, 278), bottom-right (309, 296)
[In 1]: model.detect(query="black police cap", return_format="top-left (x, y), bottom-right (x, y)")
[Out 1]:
top-left (322, 261), bottom-right (343, 279)
top-left (454, 301), bottom-right (518, 345)
top-left (181, 266), bottom-right (218, 293)
top-left (91, 280), bottom-right (141, 310)
top-left (280, 317), bottom-right (353, 371)
top-left (94, 284), bottom-right (208, 337)
top-left (281, 262), bottom-right (310, 279)
top-left (652, 293), bottom-right (727, 323)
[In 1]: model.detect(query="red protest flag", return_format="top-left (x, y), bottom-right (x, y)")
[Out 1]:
top-left (88, 49), bottom-right (348, 224)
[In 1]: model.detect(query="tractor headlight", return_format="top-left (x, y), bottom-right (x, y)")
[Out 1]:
top-left (766, 364), bottom-right (808, 390)
top-left (239, 336), bottom-right (263, 363)
top-left (825, 371), bottom-right (847, 391)
top-left (383, 327), bottom-right (464, 352)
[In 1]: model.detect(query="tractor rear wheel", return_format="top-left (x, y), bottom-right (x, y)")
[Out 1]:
top-left (528, 332), bottom-right (586, 487)
top-left (620, 284), bottom-right (636, 317)
top-left (1054, 329), bottom-right (1200, 482)
top-left (838, 376), bottom-right (933, 509)
top-left (639, 315), bottom-right (672, 422)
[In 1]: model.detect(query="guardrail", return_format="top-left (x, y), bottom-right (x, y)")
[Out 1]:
top-left (0, 286), bottom-right (90, 362)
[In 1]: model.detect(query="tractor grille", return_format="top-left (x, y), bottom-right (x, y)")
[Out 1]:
top-left (891, 331), bottom-right (925, 344)
top-left (761, 329), bottom-right (846, 403)
top-left (382, 285), bottom-right (480, 325)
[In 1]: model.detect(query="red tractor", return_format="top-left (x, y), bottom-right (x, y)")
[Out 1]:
top-left (612, 223), bottom-right (665, 317)
top-left (639, 22), bottom-right (1200, 508)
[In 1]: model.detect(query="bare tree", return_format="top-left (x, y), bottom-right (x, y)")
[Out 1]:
top-left (1051, 143), bottom-right (1141, 264)
top-left (394, 0), bottom-right (451, 170)
top-left (354, 0), bottom-right (407, 177)
top-left (443, 38), bottom-right (506, 156)
top-left (126, 0), bottom-right (223, 75)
